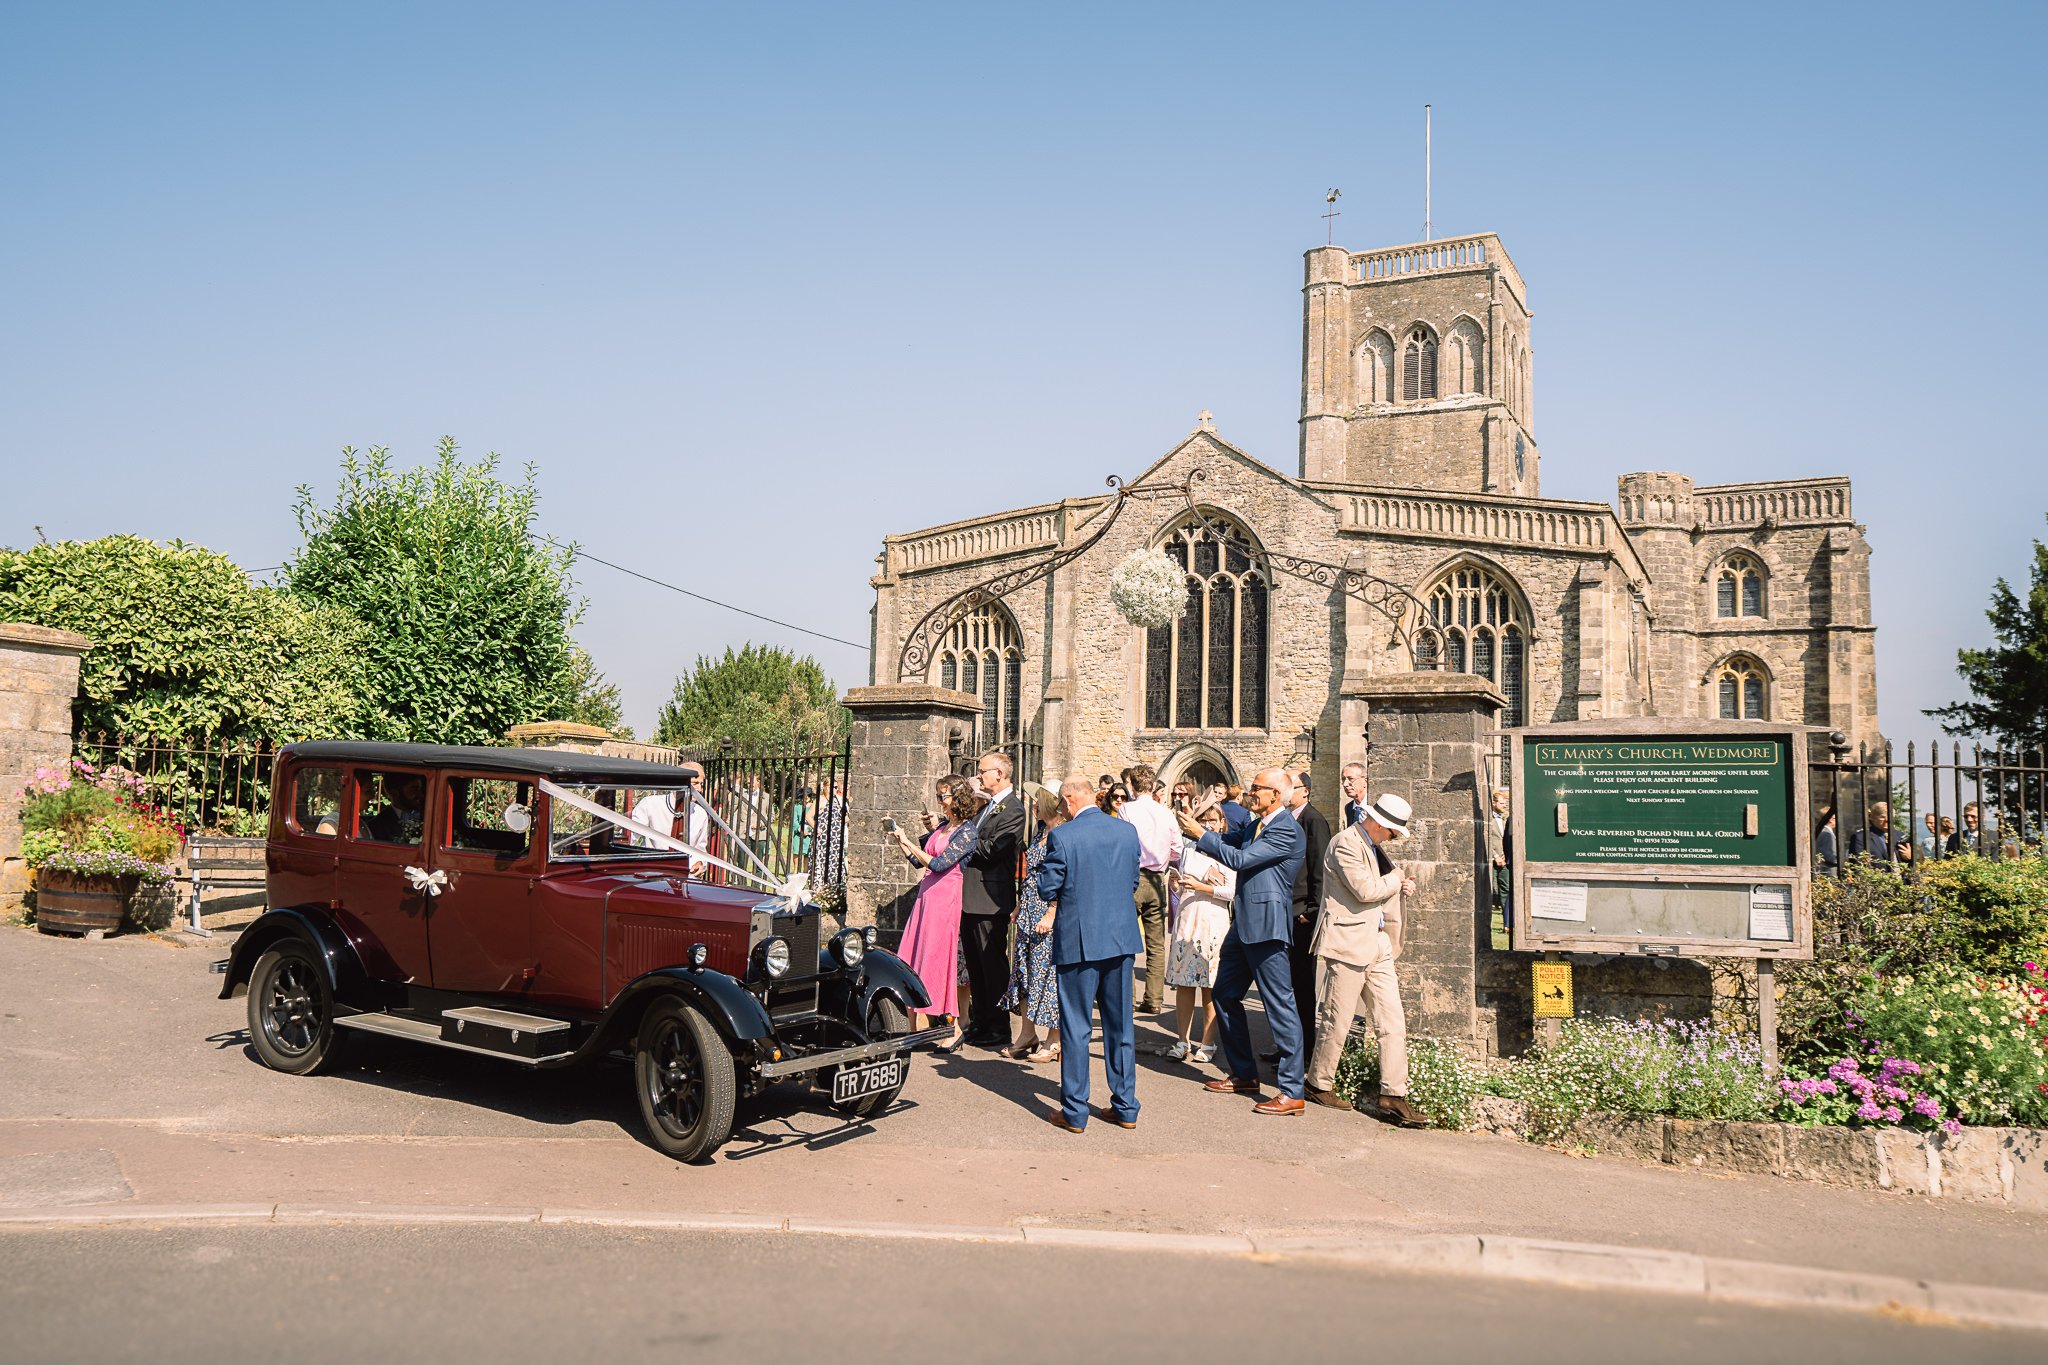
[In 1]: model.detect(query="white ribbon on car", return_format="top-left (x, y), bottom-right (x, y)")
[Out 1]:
top-left (403, 865), bottom-right (449, 897)
top-left (535, 779), bottom-right (809, 902)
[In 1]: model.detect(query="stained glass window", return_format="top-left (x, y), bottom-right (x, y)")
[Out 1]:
top-left (1421, 562), bottom-right (1529, 727)
top-left (930, 599), bottom-right (1028, 746)
top-left (1717, 555), bottom-right (1766, 619)
top-left (1714, 655), bottom-right (1768, 720)
top-left (1141, 512), bottom-right (1269, 731)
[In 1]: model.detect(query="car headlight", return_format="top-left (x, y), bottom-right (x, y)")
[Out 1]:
top-left (687, 943), bottom-right (709, 968)
top-left (762, 936), bottom-right (792, 979)
top-left (831, 929), bottom-right (865, 970)
top-left (863, 925), bottom-right (878, 949)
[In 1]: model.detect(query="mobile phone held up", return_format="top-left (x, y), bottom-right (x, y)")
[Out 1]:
top-left (881, 816), bottom-right (898, 835)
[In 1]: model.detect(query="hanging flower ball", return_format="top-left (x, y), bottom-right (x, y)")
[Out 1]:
top-left (1110, 547), bottom-right (1190, 629)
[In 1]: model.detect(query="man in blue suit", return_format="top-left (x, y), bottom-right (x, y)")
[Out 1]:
top-left (1177, 767), bottom-right (1309, 1115)
top-left (1034, 776), bottom-right (1145, 1133)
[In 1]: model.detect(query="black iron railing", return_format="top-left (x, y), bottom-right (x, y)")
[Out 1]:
top-left (1813, 737), bottom-right (2048, 871)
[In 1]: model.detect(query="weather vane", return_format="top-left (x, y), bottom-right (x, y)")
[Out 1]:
top-left (1323, 188), bottom-right (1342, 245)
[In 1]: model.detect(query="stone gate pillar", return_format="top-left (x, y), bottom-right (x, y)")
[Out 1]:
top-left (840, 683), bottom-right (982, 941)
top-left (1362, 672), bottom-right (1503, 1052)
top-left (0, 623), bottom-right (92, 907)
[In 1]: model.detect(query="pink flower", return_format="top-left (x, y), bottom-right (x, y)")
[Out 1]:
top-left (1855, 1101), bottom-right (1883, 1121)
top-left (1881, 1105), bottom-right (1904, 1123)
top-left (1943, 1119), bottom-right (1963, 1136)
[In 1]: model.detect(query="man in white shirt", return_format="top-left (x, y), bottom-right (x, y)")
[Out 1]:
top-left (1118, 764), bottom-right (1183, 1016)
top-left (630, 763), bottom-right (710, 854)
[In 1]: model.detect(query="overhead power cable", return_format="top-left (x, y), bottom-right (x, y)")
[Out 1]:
top-left (535, 534), bottom-right (870, 653)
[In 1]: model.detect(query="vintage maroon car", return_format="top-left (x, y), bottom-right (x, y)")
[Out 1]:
top-left (215, 742), bottom-right (938, 1161)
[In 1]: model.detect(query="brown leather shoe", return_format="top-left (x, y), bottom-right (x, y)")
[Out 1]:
top-left (1093, 1106), bottom-right (1137, 1129)
top-left (1044, 1110), bottom-right (1086, 1134)
top-left (1305, 1087), bottom-right (1352, 1110)
top-left (1370, 1094), bottom-right (1434, 1129)
top-left (1203, 1075), bottom-right (1263, 1096)
top-left (1252, 1095), bottom-right (1306, 1116)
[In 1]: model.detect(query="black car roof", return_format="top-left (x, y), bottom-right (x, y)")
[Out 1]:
top-left (283, 741), bottom-right (697, 784)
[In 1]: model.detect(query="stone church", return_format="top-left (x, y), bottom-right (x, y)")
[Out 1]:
top-left (865, 232), bottom-right (1880, 796)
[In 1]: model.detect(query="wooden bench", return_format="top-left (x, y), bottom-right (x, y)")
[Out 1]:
top-left (184, 836), bottom-right (267, 937)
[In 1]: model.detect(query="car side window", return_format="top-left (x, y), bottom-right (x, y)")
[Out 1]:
top-left (445, 777), bottom-right (534, 857)
top-left (354, 769), bottom-right (428, 848)
top-left (292, 766), bottom-right (344, 837)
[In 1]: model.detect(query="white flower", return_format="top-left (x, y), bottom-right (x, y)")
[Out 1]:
top-left (1109, 547), bottom-right (1192, 629)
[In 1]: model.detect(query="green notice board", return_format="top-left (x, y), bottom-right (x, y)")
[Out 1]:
top-left (1522, 735), bottom-right (1794, 869)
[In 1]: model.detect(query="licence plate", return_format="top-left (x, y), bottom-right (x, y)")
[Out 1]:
top-left (830, 1055), bottom-right (905, 1106)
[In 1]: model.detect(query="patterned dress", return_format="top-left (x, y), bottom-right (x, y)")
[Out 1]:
top-left (1165, 850), bottom-right (1234, 989)
top-left (1000, 833), bottom-right (1060, 1029)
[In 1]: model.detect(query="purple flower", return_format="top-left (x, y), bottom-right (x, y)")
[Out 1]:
top-left (1913, 1095), bottom-right (1940, 1119)
top-left (1856, 1101), bottom-right (1883, 1121)
top-left (1943, 1119), bottom-right (1963, 1136)
top-left (1881, 1105), bottom-right (1904, 1123)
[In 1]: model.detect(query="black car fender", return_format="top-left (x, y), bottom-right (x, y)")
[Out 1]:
top-left (590, 966), bottom-right (776, 1058)
top-left (855, 947), bottom-right (932, 1023)
top-left (217, 907), bottom-right (369, 1004)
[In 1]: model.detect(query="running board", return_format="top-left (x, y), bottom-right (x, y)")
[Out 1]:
top-left (333, 1011), bottom-right (577, 1065)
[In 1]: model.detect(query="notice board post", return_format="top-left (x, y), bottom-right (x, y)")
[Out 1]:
top-left (1511, 719), bottom-right (1816, 1073)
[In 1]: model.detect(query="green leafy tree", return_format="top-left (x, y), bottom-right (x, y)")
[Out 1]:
top-left (0, 535), bottom-right (369, 739)
top-left (286, 439), bottom-right (582, 746)
top-left (654, 644), bottom-right (846, 751)
top-left (1928, 523), bottom-right (2048, 747)
top-left (561, 645), bottom-right (634, 740)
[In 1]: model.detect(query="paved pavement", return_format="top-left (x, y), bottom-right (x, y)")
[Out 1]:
top-left (3, 922), bottom-right (2047, 1298)
top-left (4, 1223), bottom-right (2040, 1365)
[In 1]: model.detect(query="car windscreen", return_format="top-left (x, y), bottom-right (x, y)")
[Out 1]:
top-left (548, 783), bottom-right (695, 861)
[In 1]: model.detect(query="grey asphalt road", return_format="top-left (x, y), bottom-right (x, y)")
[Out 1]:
top-left (1, 1224), bottom-right (2037, 1365)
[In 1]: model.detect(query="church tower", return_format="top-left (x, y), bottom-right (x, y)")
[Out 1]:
top-left (1299, 233), bottom-right (1538, 496)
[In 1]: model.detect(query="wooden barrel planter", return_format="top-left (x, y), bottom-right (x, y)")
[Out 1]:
top-left (35, 870), bottom-right (139, 935)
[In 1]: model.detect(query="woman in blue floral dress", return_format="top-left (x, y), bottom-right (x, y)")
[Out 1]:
top-left (999, 786), bottom-right (1064, 1063)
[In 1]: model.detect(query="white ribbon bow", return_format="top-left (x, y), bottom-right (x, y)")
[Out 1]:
top-left (403, 866), bottom-right (449, 897)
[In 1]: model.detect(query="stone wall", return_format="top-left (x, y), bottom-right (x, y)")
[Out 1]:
top-left (840, 684), bottom-right (982, 941)
top-left (0, 623), bottom-right (92, 904)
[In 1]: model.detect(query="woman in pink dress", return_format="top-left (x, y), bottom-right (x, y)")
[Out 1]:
top-left (891, 775), bottom-right (983, 1050)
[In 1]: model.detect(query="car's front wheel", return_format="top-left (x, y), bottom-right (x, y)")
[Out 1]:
top-left (634, 999), bottom-right (736, 1163)
top-left (247, 939), bottom-right (341, 1075)
top-left (850, 996), bottom-right (913, 1118)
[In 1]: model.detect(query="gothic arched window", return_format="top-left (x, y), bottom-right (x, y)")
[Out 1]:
top-left (1715, 554), bottom-right (1766, 618)
top-left (1402, 324), bottom-right (1439, 401)
top-left (1142, 514), bottom-right (1269, 731)
top-left (1357, 329), bottom-right (1395, 405)
top-left (1415, 562), bottom-right (1529, 727)
top-left (1714, 654), bottom-right (1769, 719)
top-left (1447, 317), bottom-right (1485, 395)
top-left (933, 599), bottom-right (1025, 750)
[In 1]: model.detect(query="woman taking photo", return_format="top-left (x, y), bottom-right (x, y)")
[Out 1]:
top-left (1163, 803), bottom-right (1233, 1063)
top-left (999, 783), bottom-right (1066, 1063)
top-left (892, 774), bottom-right (982, 1050)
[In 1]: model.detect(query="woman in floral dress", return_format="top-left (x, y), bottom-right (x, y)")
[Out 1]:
top-left (999, 786), bottom-right (1065, 1062)
top-left (891, 775), bottom-right (982, 1050)
top-left (1164, 804), bottom-right (1234, 1063)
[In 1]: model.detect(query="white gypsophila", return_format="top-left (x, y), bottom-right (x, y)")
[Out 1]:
top-left (1108, 547), bottom-right (1190, 629)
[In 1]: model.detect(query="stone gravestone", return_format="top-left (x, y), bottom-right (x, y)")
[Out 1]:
top-left (0, 623), bottom-right (92, 907)
top-left (839, 683), bottom-right (982, 943)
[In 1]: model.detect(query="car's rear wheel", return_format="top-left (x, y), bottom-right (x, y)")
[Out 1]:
top-left (247, 939), bottom-right (341, 1075)
top-left (634, 999), bottom-right (735, 1163)
top-left (851, 996), bottom-right (912, 1118)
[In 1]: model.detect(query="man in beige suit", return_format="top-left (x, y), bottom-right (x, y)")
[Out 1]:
top-left (1303, 793), bottom-right (1430, 1128)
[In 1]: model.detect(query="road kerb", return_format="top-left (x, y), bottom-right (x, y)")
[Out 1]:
top-left (274, 1204), bottom-right (542, 1224)
top-left (539, 1209), bottom-right (788, 1232)
top-left (0, 1203), bottom-right (277, 1226)
top-left (787, 1217), bottom-right (1024, 1243)
top-left (0, 1203), bottom-right (2042, 1332)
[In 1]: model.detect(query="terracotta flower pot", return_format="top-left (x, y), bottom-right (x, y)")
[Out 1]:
top-left (34, 870), bottom-right (139, 936)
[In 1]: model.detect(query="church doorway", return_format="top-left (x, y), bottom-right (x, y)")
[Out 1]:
top-left (1159, 744), bottom-right (1236, 794)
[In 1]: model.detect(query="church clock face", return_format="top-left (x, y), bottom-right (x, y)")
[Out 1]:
top-left (1515, 433), bottom-right (1526, 481)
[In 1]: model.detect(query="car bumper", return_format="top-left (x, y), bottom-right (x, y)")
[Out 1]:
top-left (755, 1024), bottom-right (955, 1080)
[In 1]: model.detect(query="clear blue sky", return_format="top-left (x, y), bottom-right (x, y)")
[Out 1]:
top-left (5, 2), bottom-right (2043, 743)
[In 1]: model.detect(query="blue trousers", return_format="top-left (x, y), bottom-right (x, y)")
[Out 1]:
top-left (1055, 954), bottom-right (1138, 1129)
top-left (1212, 929), bottom-right (1304, 1098)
